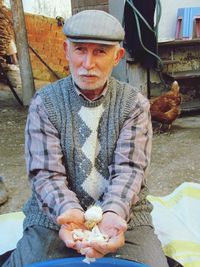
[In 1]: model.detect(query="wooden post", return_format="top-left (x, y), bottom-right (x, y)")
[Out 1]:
top-left (10, 0), bottom-right (35, 106)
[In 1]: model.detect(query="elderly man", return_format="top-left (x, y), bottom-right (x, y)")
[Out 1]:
top-left (2, 10), bottom-right (169, 267)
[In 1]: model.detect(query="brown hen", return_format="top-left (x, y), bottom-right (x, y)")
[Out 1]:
top-left (150, 81), bottom-right (181, 133)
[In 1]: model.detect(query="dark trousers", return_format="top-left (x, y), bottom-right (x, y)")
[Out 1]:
top-left (2, 225), bottom-right (169, 267)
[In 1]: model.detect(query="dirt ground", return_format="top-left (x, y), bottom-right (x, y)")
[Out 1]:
top-left (0, 81), bottom-right (200, 214)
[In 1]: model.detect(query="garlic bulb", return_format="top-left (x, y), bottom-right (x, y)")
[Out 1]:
top-left (71, 205), bottom-right (108, 264)
top-left (72, 225), bottom-right (109, 264)
top-left (84, 205), bottom-right (103, 223)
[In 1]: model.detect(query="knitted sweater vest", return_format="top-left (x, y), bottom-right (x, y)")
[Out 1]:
top-left (23, 76), bottom-right (152, 231)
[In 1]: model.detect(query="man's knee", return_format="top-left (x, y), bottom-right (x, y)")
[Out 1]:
top-left (2, 226), bottom-right (60, 266)
top-left (119, 225), bottom-right (169, 267)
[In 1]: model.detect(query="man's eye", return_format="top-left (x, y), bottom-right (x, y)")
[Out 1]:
top-left (96, 49), bottom-right (106, 54)
top-left (75, 47), bottom-right (83, 51)
top-left (74, 47), bottom-right (85, 53)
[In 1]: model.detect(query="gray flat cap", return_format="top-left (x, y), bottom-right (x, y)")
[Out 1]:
top-left (63, 10), bottom-right (125, 45)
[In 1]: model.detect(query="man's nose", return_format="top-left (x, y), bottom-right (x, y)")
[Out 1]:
top-left (82, 53), bottom-right (95, 69)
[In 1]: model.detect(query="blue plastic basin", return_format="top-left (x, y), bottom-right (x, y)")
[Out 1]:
top-left (27, 257), bottom-right (150, 267)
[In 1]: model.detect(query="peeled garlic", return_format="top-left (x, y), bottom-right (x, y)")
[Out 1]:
top-left (71, 206), bottom-right (108, 264)
top-left (82, 256), bottom-right (96, 264)
top-left (72, 225), bottom-right (109, 243)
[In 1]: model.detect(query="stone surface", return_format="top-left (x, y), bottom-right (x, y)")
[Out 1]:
top-left (0, 177), bottom-right (8, 205)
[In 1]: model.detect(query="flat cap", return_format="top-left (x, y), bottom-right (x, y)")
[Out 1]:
top-left (63, 10), bottom-right (125, 45)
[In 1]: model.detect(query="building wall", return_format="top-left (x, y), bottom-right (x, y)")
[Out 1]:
top-left (7, 0), bottom-right (200, 83)
top-left (71, 0), bottom-right (108, 14)
top-left (24, 13), bottom-right (68, 81)
top-left (108, 0), bottom-right (200, 99)
top-left (26, 0), bottom-right (109, 81)
top-left (159, 0), bottom-right (200, 42)
top-left (109, 0), bottom-right (200, 42)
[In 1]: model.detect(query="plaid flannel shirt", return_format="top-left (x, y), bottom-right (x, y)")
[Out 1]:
top-left (25, 89), bottom-right (152, 222)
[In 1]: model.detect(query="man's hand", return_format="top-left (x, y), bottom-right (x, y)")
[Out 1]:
top-left (57, 208), bottom-right (85, 229)
top-left (99, 211), bottom-right (127, 238)
top-left (57, 209), bottom-right (86, 250)
top-left (77, 211), bottom-right (127, 258)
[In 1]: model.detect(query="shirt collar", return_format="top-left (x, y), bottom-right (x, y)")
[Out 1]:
top-left (73, 82), bottom-right (108, 102)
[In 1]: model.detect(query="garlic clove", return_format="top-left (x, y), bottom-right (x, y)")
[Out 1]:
top-left (84, 206), bottom-right (103, 223)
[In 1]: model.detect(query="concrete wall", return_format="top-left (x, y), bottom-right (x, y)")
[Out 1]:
top-left (158, 0), bottom-right (200, 42)
top-left (109, 0), bottom-right (200, 42)
top-left (109, 0), bottom-right (200, 98)
top-left (159, 44), bottom-right (200, 75)
top-left (71, 0), bottom-right (108, 14)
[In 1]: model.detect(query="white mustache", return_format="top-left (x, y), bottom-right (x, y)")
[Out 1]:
top-left (78, 69), bottom-right (100, 77)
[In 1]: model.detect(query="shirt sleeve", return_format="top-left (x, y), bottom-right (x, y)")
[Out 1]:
top-left (101, 92), bottom-right (152, 221)
top-left (25, 94), bottom-right (83, 223)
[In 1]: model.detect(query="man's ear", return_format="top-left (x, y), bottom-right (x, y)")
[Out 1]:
top-left (114, 47), bottom-right (125, 67)
top-left (63, 40), bottom-right (69, 60)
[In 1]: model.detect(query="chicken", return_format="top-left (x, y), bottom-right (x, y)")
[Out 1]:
top-left (72, 205), bottom-right (108, 264)
top-left (150, 81), bottom-right (181, 133)
top-left (55, 16), bottom-right (65, 27)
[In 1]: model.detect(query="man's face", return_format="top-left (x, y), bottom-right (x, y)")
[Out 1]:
top-left (64, 41), bottom-right (124, 90)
